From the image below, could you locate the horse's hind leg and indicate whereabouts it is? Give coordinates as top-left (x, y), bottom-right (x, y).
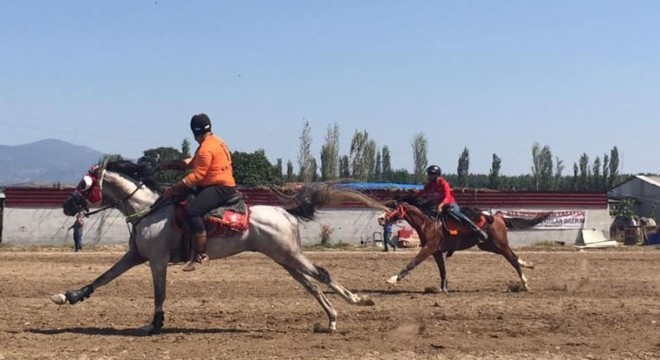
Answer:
top-left (285, 254), bottom-right (373, 306)
top-left (281, 265), bottom-right (337, 332)
top-left (499, 246), bottom-right (531, 291)
top-left (50, 250), bottom-right (145, 305)
top-left (432, 252), bottom-right (449, 293)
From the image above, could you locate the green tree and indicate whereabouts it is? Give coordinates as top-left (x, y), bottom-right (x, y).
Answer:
top-left (275, 158), bottom-right (283, 182)
top-left (374, 150), bottom-right (382, 181)
top-left (320, 123), bottom-right (340, 181)
top-left (388, 168), bottom-right (413, 184)
top-left (592, 156), bottom-right (602, 190)
top-left (298, 120), bottom-right (315, 182)
top-left (457, 147), bottom-right (470, 188)
top-left (531, 143), bottom-right (553, 190)
top-left (310, 158), bottom-right (319, 182)
top-left (488, 153), bottom-right (501, 190)
top-left (364, 140), bottom-right (377, 181)
top-left (339, 155), bottom-right (350, 179)
top-left (138, 147), bottom-right (183, 183)
top-left (602, 153), bottom-right (610, 190)
top-left (578, 153), bottom-right (590, 190)
top-left (381, 146), bottom-right (392, 181)
top-left (411, 133), bottom-right (428, 184)
top-left (286, 160), bottom-right (294, 182)
top-left (554, 157), bottom-right (565, 190)
top-left (610, 198), bottom-right (635, 219)
top-left (349, 130), bottom-right (373, 181)
top-left (232, 149), bottom-right (282, 186)
top-left (609, 146), bottom-right (620, 189)
top-left (181, 139), bottom-right (192, 158)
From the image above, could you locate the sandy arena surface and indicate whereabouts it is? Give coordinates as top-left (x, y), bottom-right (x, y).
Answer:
top-left (0, 246), bottom-right (659, 359)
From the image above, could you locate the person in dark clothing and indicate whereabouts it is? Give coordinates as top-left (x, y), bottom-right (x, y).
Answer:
top-left (69, 212), bottom-right (84, 252)
top-left (382, 221), bottom-right (397, 252)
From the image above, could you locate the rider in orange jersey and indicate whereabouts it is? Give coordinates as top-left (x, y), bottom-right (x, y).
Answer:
top-left (418, 165), bottom-right (487, 242)
top-left (162, 113), bottom-right (237, 271)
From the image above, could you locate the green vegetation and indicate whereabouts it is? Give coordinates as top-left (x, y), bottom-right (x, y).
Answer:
top-left (133, 122), bottom-right (633, 189)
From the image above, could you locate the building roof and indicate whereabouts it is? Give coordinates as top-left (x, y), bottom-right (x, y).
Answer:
top-left (635, 175), bottom-right (660, 188)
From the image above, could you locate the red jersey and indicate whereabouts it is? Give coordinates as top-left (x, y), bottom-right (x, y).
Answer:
top-left (418, 177), bottom-right (456, 205)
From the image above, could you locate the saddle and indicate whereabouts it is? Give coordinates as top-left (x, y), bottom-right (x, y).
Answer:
top-left (439, 211), bottom-right (487, 236)
top-left (171, 192), bottom-right (250, 237)
top-left (168, 193), bottom-right (250, 263)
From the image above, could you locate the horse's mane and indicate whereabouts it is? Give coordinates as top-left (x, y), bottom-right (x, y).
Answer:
top-left (391, 194), bottom-right (436, 217)
top-left (105, 160), bottom-right (161, 192)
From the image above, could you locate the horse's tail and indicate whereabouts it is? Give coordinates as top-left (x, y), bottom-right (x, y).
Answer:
top-left (500, 211), bottom-right (553, 230)
top-left (271, 184), bottom-right (389, 221)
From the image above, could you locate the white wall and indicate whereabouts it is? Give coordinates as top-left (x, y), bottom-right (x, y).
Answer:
top-left (1, 206), bottom-right (612, 248)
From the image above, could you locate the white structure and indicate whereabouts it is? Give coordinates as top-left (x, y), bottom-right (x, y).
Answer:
top-left (608, 175), bottom-right (660, 223)
top-left (1, 206), bottom-right (611, 248)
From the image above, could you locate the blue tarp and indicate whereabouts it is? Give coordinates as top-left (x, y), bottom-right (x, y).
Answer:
top-left (333, 182), bottom-right (423, 191)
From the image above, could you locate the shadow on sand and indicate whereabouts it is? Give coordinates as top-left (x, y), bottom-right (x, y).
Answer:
top-left (28, 326), bottom-right (250, 337)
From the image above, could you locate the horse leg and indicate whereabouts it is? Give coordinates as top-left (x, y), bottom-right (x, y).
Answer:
top-left (478, 240), bottom-right (533, 291)
top-left (386, 240), bottom-right (438, 285)
top-left (283, 254), bottom-right (374, 307)
top-left (50, 250), bottom-right (145, 305)
top-left (432, 251), bottom-right (449, 293)
top-left (281, 265), bottom-right (338, 332)
top-left (138, 259), bottom-right (168, 335)
top-left (499, 246), bottom-right (531, 291)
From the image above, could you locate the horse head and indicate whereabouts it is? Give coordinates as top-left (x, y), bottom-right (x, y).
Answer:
top-left (63, 161), bottom-right (160, 217)
top-left (379, 204), bottom-right (408, 225)
top-left (63, 164), bottom-right (105, 216)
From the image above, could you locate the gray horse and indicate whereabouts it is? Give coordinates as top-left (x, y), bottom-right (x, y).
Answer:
top-left (53, 162), bottom-right (380, 334)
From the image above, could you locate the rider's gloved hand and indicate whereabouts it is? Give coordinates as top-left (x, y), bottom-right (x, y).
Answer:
top-left (162, 182), bottom-right (187, 200)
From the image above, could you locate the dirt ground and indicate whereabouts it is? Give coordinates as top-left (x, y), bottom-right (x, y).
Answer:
top-left (0, 246), bottom-right (659, 360)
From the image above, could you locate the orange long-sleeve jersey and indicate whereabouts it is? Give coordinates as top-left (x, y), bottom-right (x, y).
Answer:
top-left (182, 134), bottom-right (236, 188)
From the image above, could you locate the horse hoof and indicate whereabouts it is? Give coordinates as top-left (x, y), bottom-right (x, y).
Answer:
top-left (50, 294), bottom-right (67, 305)
top-left (358, 296), bottom-right (376, 306)
top-left (386, 275), bottom-right (399, 285)
top-left (138, 324), bottom-right (157, 335)
top-left (313, 322), bottom-right (334, 333)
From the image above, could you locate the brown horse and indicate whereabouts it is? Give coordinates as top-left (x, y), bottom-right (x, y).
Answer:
top-left (379, 197), bottom-right (551, 292)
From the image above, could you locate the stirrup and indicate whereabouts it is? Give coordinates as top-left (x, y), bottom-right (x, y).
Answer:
top-left (183, 253), bottom-right (208, 272)
top-left (476, 229), bottom-right (488, 243)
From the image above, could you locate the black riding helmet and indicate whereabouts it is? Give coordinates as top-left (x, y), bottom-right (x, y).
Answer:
top-left (190, 113), bottom-right (212, 136)
top-left (426, 165), bottom-right (441, 176)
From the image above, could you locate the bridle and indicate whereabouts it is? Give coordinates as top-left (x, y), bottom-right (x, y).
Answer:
top-left (68, 166), bottom-right (147, 222)
top-left (384, 204), bottom-right (407, 223)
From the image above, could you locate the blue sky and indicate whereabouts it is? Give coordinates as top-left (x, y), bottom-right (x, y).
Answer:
top-left (1, 1), bottom-right (659, 176)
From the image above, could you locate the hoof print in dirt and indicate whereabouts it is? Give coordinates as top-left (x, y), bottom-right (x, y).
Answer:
top-left (424, 287), bottom-right (440, 294)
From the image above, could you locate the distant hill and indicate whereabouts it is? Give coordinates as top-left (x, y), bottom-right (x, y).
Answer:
top-left (0, 139), bottom-right (105, 186)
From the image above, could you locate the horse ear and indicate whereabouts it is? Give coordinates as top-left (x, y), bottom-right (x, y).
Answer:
top-left (382, 199), bottom-right (397, 209)
top-left (101, 157), bottom-right (110, 170)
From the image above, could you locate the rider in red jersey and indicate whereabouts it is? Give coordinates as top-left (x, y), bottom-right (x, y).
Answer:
top-left (418, 165), bottom-right (487, 242)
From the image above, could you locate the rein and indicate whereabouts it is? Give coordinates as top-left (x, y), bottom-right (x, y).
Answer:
top-left (84, 179), bottom-right (148, 223)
